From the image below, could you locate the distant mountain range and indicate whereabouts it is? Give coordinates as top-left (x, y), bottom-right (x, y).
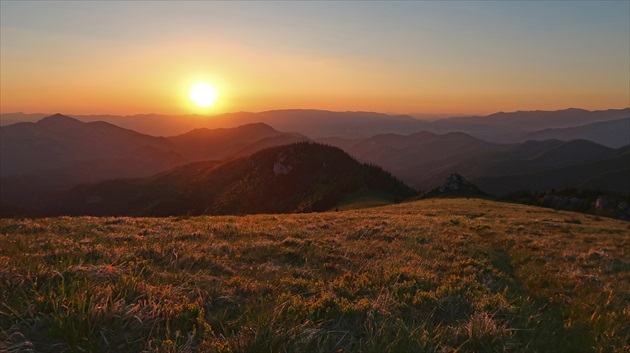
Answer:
top-left (1, 114), bottom-right (307, 183)
top-left (430, 108), bottom-right (628, 130)
top-left (517, 118), bottom-right (629, 148)
top-left (427, 108), bottom-right (629, 146)
top-left (168, 123), bottom-right (308, 161)
top-left (0, 110), bottom-right (422, 138)
top-left (33, 143), bottom-right (416, 217)
top-left (0, 114), bottom-right (309, 212)
top-left (0, 114), bottom-right (184, 182)
top-left (1, 110), bottom-right (628, 217)
top-left (2, 108), bottom-right (627, 146)
top-left (320, 131), bottom-right (494, 190)
top-left (322, 132), bottom-right (629, 196)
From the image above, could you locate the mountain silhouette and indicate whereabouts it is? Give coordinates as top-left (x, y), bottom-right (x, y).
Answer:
top-left (1, 110), bottom-right (431, 138)
top-left (1, 111), bottom-right (628, 216)
top-left (44, 142), bottom-right (416, 217)
top-left (0, 115), bottom-right (309, 181)
top-left (0, 115), bottom-right (311, 213)
top-left (431, 108), bottom-right (629, 131)
top-left (518, 118), bottom-right (630, 148)
top-left (320, 131), bottom-right (495, 190)
top-left (2, 108), bottom-right (627, 144)
top-left (322, 132), bottom-right (628, 196)
top-left (428, 108), bottom-right (629, 143)
top-left (422, 173), bottom-right (490, 198)
top-left (0, 114), bottom-right (184, 180)
top-left (474, 147), bottom-right (630, 195)
top-left (168, 122), bottom-right (309, 160)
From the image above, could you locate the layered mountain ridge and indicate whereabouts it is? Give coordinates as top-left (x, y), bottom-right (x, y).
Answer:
top-left (2, 108), bottom-right (627, 145)
top-left (1, 110), bottom-right (628, 217)
top-left (322, 132), bottom-right (628, 195)
top-left (37, 142), bottom-right (417, 217)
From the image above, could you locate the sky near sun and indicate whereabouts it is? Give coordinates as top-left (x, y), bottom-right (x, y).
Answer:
top-left (1, 1), bottom-right (628, 116)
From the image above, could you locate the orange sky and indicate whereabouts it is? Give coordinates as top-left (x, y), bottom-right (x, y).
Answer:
top-left (1, 2), bottom-right (628, 116)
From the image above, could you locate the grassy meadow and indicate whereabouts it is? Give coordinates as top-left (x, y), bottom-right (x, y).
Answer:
top-left (1, 199), bottom-right (628, 352)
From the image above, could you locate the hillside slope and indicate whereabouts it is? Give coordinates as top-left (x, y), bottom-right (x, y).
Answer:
top-left (167, 122), bottom-right (309, 161)
top-left (0, 113), bottom-right (185, 179)
top-left (474, 148), bottom-right (630, 195)
top-left (1, 199), bottom-right (627, 352)
top-left (0, 114), bottom-right (308, 182)
top-left (324, 132), bottom-right (628, 195)
top-left (48, 142), bottom-right (416, 216)
top-left (321, 131), bottom-right (496, 190)
top-left (0, 115), bottom-right (311, 212)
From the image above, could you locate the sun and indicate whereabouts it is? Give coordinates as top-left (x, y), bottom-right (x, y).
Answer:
top-left (190, 83), bottom-right (218, 108)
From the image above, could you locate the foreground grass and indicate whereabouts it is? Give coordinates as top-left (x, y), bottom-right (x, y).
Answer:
top-left (1, 199), bottom-right (628, 352)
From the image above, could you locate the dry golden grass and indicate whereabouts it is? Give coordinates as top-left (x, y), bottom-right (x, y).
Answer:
top-left (1, 199), bottom-right (628, 352)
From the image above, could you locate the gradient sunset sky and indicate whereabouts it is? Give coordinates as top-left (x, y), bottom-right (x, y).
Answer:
top-left (1, 1), bottom-right (628, 116)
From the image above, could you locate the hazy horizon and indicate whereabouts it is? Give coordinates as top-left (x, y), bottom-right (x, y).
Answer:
top-left (2, 106), bottom-right (629, 120)
top-left (2, 1), bottom-right (629, 116)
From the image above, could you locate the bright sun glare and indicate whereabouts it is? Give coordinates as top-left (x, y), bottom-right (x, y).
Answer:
top-left (190, 83), bottom-right (218, 108)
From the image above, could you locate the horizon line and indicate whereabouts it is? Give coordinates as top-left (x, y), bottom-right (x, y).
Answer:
top-left (2, 106), bottom-right (629, 119)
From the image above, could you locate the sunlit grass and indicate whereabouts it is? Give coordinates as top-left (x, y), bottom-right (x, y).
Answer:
top-left (1, 199), bottom-right (628, 352)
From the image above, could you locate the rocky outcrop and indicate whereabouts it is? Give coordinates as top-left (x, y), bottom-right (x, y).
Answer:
top-left (595, 196), bottom-right (630, 220)
top-left (423, 173), bottom-right (489, 198)
top-left (439, 174), bottom-right (472, 192)
top-left (273, 151), bottom-right (293, 175)
top-left (595, 196), bottom-right (616, 210)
